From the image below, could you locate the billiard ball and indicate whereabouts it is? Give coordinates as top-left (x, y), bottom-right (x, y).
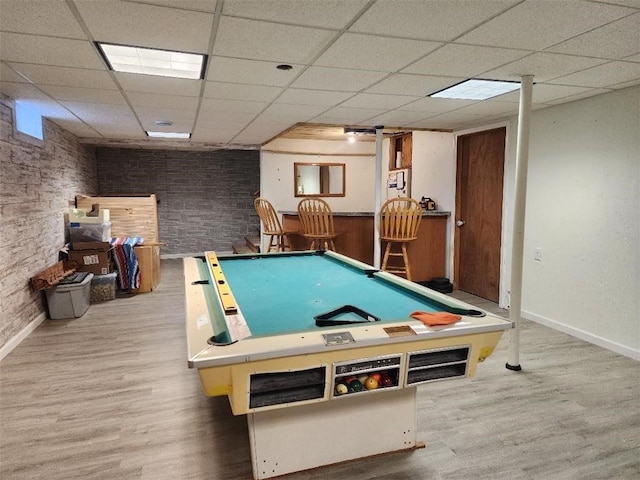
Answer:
top-left (335, 383), bottom-right (348, 395)
top-left (348, 379), bottom-right (363, 393)
top-left (364, 376), bottom-right (379, 390)
top-left (357, 374), bottom-right (369, 384)
top-left (381, 374), bottom-right (394, 388)
top-left (370, 372), bottom-right (382, 382)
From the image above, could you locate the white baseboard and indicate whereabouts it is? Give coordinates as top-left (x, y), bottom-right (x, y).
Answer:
top-left (522, 309), bottom-right (640, 361)
top-left (0, 312), bottom-right (47, 361)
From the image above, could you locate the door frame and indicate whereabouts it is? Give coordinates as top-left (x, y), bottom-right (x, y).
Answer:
top-left (451, 121), bottom-right (512, 308)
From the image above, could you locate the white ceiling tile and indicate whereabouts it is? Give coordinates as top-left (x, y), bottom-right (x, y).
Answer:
top-left (94, 126), bottom-right (146, 139)
top-left (221, 0), bottom-right (369, 29)
top-left (0, 81), bottom-right (53, 103)
top-left (457, 0), bottom-right (636, 51)
top-left (480, 52), bottom-right (608, 83)
top-left (399, 97), bottom-right (478, 113)
top-left (75, 0), bottom-right (213, 53)
top-left (292, 66), bottom-right (387, 92)
top-left (213, 16), bottom-right (335, 63)
top-left (275, 88), bottom-right (354, 106)
top-left (258, 103), bottom-right (329, 123)
top-left (191, 127), bottom-right (240, 144)
top-left (546, 12), bottom-right (640, 60)
top-left (361, 110), bottom-right (432, 127)
top-left (203, 82), bottom-right (283, 102)
top-left (123, 0), bottom-right (218, 13)
top-left (0, 33), bottom-right (104, 69)
top-left (60, 101), bottom-right (137, 122)
top-left (8, 64), bottom-right (118, 90)
top-left (497, 84), bottom-right (595, 104)
top-left (200, 98), bottom-right (267, 114)
top-left (315, 33), bottom-right (442, 72)
top-left (624, 53), bottom-right (640, 63)
top-left (453, 100), bottom-right (520, 116)
top-left (366, 74), bottom-right (463, 96)
top-left (350, 0), bottom-right (520, 42)
top-left (403, 44), bottom-right (530, 77)
top-left (50, 119), bottom-right (101, 138)
top-left (311, 106), bottom-right (388, 124)
top-left (0, 64), bottom-right (28, 83)
top-left (610, 79), bottom-right (640, 89)
top-left (232, 122), bottom-right (294, 143)
top-left (0, 0), bottom-right (85, 39)
top-left (197, 109), bottom-right (257, 125)
top-left (550, 61), bottom-right (640, 88)
top-left (127, 92), bottom-right (199, 109)
top-left (340, 93), bottom-right (420, 110)
top-left (407, 111), bottom-right (486, 129)
top-left (133, 106), bottom-right (196, 122)
top-left (206, 57), bottom-right (298, 87)
top-left (39, 85), bottom-right (127, 104)
top-left (114, 72), bottom-right (202, 96)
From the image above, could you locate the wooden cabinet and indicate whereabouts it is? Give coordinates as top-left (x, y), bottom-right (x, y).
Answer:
top-left (389, 133), bottom-right (412, 170)
top-left (282, 212), bottom-right (448, 283)
top-left (133, 245), bottom-right (161, 293)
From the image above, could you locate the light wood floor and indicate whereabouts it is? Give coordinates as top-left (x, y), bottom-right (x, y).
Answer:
top-left (1, 259), bottom-right (638, 479)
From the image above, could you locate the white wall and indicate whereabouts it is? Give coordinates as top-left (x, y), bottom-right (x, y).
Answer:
top-left (260, 138), bottom-right (376, 214)
top-left (512, 86), bottom-right (639, 358)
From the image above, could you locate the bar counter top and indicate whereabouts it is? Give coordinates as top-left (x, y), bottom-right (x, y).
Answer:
top-left (280, 210), bottom-right (450, 217)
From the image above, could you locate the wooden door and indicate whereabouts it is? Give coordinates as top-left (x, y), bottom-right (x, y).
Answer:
top-left (454, 128), bottom-right (505, 302)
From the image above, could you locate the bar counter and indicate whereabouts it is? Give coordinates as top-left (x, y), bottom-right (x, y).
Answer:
top-left (281, 210), bottom-right (450, 283)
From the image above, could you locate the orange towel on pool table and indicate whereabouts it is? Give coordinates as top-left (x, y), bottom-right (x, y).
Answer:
top-left (410, 311), bottom-right (461, 326)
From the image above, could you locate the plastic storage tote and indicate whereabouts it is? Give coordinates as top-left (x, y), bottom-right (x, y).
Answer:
top-left (45, 272), bottom-right (94, 319)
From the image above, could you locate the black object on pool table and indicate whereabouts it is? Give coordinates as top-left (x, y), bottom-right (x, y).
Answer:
top-left (314, 305), bottom-right (380, 327)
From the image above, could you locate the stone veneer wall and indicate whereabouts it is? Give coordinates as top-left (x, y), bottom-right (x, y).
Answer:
top-left (95, 148), bottom-right (260, 255)
top-left (0, 95), bottom-right (98, 352)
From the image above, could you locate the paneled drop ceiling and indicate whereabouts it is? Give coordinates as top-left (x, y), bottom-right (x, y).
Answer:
top-left (0, 0), bottom-right (638, 148)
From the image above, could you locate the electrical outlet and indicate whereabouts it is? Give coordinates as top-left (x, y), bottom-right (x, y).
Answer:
top-left (534, 247), bottom-right (543, 262)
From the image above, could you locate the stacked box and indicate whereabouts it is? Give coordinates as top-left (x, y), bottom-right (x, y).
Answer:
top-left (69, 222), bottom-right (112, 242)
top-left (90, 272), bottom-right (117, 303)
top-left (68, 241), bottom-right (112, 275)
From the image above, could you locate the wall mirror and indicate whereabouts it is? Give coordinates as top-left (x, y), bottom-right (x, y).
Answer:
top-left (294, 162), bottom-right (346, 197)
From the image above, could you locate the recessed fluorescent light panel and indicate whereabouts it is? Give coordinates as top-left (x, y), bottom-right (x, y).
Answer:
top-left (146, 131), bottom-right (191, 139)
top-left (430, 79), bottom-right (520, 100)
top-left (97, 42), bottom-right (206, 79)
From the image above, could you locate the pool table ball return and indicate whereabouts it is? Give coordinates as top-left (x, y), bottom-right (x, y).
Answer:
top-left (184, 251), bottom-right (511, 479)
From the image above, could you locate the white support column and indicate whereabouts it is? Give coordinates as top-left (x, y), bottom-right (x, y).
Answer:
top-left (507, 75), bottom-right (534, 371)
top-left (373, 125), bottom-right (384, 269)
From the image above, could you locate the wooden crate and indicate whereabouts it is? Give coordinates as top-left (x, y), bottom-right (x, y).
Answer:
top-left (75, 194), bottom-right (159, 243)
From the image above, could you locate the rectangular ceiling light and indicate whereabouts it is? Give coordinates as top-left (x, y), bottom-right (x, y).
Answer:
top-left (430, 79), bottom-right (520, 100)
top-left (97, 42), bottom-right (206, 79)
top-left (146, 131), bottom-right (191, 139)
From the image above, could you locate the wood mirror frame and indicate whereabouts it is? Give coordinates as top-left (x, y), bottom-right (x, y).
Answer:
top-left (294, 162), bottom-right (346, 197)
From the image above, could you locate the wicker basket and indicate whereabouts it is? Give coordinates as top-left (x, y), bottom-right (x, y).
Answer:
top-left (31, 261), bottom-right (77, 291)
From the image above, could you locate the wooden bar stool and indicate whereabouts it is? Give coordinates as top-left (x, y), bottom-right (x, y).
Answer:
top-left (254, 197), bottom-right (296, 252)
top-left (380, 197), bottom-right (422, 281)
top-left (297, 198), bottom-right (339, 251)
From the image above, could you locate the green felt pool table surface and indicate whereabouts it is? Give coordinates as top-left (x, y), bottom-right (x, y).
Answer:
top-left (217, 251), bottom-right (481, 337)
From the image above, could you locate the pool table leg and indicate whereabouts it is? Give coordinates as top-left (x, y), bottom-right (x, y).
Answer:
top-left (247, 387), bottom-right (418, 479)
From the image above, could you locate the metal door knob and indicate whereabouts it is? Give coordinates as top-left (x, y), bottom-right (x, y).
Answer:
top-left (456, 220), bottom-right (465, 227)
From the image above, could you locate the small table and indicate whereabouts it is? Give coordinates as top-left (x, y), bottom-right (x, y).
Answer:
top-left (184, 251), bottom-right (510, 479)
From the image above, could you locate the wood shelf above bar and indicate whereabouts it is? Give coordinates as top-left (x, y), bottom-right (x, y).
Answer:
top-left (281, 211), bottom-right (449, 283)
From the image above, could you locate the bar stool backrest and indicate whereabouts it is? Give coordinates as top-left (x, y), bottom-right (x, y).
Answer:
top-left (380, 197), bottom-right (422, 241)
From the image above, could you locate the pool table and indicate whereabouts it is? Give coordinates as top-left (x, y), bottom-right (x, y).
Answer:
top-left (184, 250), bottom-right (511, 479)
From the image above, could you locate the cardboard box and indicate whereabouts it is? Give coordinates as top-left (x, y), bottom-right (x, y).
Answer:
top-left (68, 242), bottom-right (112, 275)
